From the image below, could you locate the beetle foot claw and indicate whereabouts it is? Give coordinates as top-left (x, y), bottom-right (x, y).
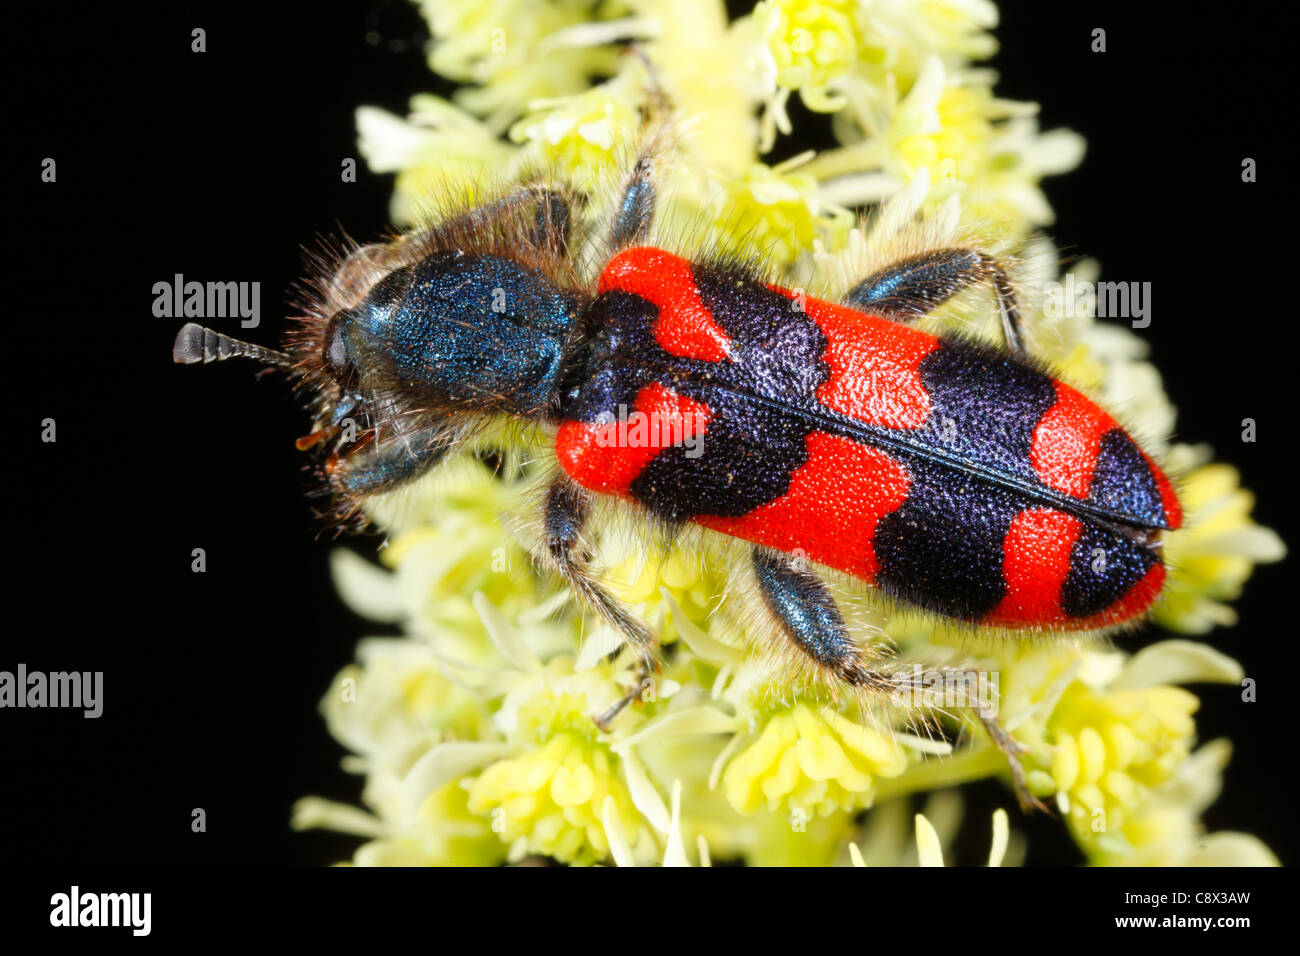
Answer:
top-left (979, 714), bottom-right (1051, 815)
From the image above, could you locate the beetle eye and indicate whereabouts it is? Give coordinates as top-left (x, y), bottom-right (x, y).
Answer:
top-left (323, 312), bottom-right (355, 387)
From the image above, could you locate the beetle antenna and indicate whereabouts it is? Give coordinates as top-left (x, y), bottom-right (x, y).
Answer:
top-left (173, 322), bottom-right (292, 368)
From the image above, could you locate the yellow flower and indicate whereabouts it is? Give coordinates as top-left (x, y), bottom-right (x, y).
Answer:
top-left (640, 0), bottom-right (755, 176)
top-left (884, 60), bottom-right (1081, 232)
top-left (715, 159), bottom-right (849, 265)
top-left (291, 639), bottom-right (507, 865)
top-left (418, 0), bottom-right (626, 126)
top-left (1156, 450), bottom-right (1286, 633)
top-left (295, 781), bottom-right (506, 867)
top-left (1099, 740), bottom-right (1278, 867)
top-left (320, 639), bottom-right (491, 754)
top-left (1047, 684), bottom-right (1198, 845)
top-left (805, 57), bottom-right (1083, 237)
top-left (722, 702), bottom-right (908, 817)
top-left (600, 533), bottom-right (724, 647)
top-left (466, 681), bottom-right (644, 865)
top-left (755, 0), bottom-right (859, 111)
top-left (746, 807), bottom-right (854, 866)
top-left (357, 95), bottom-right (518, 225)
top-left (331, 453), bottom-right (565, 669)
top-left (894, 83), bottom-right (994, 184)
top-left (509, 83), bottom-right (641, 189)
top-left (853, 0), bottom-right (999, 90)
top-left (991, 641), bottom-right (1274, 864)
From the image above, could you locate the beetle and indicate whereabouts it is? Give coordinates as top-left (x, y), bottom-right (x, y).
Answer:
top-left (174, 145), bottom-right (1180, 810)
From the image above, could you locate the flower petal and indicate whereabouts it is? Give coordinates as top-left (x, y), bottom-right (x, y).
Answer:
top-left (915, 813), bottom-right (944, 867)
top-left (1113, 640), bottom-right (1245, 690)
top-left (403, 741), bottom-right (513, 813)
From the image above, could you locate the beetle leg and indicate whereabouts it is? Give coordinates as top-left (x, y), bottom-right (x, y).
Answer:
top-left (529, 189), bottom-right (573, 252)
top-left (434, 184), bottom-right (576, 252)
top-left (752, 546), bottom-right (1045, 812)
top-left (845, 247), bottom-right (1026, 355)
top-left (328, 423), bottom-right (457, 497)
top-left (978, 711), bottom-right (1049, 814)
top-left (751, 547), bottom-right (886, 691)
top-left (543, 476), bottom-right (659, 729)
top-left (608, 153), bottom-right (657, 251)
top-left (606, 57), bottom-right (676, 252)
top-left (505, 184), bottom-right (574, 252)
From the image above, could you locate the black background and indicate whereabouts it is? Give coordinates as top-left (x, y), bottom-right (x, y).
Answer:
top-left (6, 0), bottom-right (1294, 872)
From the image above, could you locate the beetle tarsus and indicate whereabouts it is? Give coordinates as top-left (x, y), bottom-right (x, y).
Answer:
top-left (979, 711), bottom-right (1050, 814)
top-left (593, 657), bottom-right (656, 731)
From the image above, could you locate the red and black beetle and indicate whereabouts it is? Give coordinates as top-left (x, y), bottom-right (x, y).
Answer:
top-left (173, 147), bottom-right (1179, 808)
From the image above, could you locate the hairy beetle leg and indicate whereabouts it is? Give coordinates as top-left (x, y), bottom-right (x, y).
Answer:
top-left (608, 153), bottom-right (658, 252)
top-left (752, 547), bottom-right (884, 690)
top-left (436, 183), bottom-right (577, 251)
top-left (846, 247), bottom-right (1026, 356)
top-left (543, 476), bottom-right (661, 728)
top-left (754, 546), bottom-right (1049, 813)
top-left (594, 657), bottom-right (655, 732)
top-left (328, 425), bottom-right (457, 497)
top-left (979, 711), bottom-right (1049, 814)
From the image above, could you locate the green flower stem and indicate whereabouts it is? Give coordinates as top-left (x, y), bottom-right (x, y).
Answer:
top-left (872, 746), bottom-right (1009, 803)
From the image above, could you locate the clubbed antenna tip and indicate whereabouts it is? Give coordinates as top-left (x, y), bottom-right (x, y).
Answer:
top-left (173, 323), bottom-right (292, 368)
